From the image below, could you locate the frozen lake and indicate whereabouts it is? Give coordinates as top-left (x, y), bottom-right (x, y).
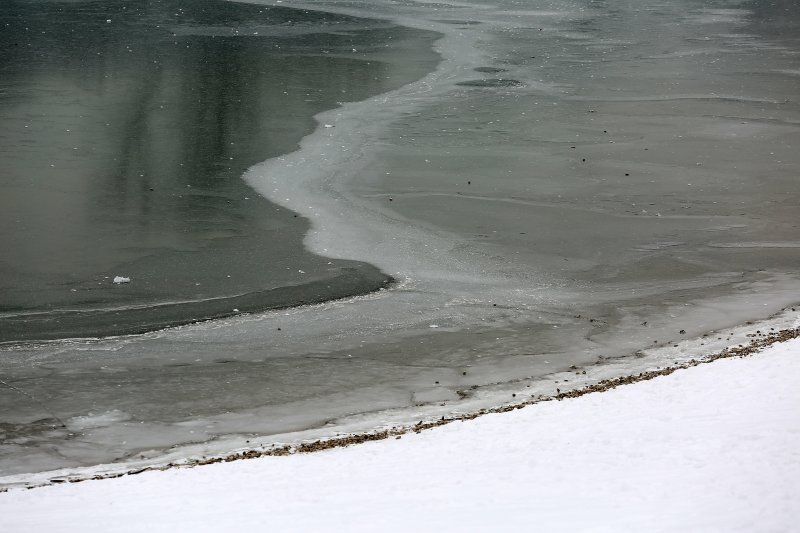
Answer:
top-left (1, 0), bottom-right (799, 482)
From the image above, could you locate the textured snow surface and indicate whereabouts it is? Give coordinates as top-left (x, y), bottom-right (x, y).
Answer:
top-left (2, 339), bottom-right (798, 532)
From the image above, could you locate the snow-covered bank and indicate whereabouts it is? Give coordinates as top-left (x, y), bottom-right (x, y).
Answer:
top-left (3, 337), bottom-right (798, 532)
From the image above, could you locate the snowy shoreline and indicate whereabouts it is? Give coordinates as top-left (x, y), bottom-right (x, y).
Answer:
top-left (3, 309), bottom-right (797, 492)
top-left (2, 323), bottom-right (798, 531)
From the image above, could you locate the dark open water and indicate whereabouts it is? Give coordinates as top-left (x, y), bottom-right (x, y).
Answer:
top-left (0, 0), bottom-right (439, 341)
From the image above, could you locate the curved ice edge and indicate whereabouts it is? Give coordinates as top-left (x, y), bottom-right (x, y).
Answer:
top-left (238, 0), bottom-right (523, 277)
top-left (4, 307), bottom-right (798, 490)
top-left (0, 267), bottom-right (394, 345)
top-left (0, 2), bottom-right (447, 344)
top-left (239, 1), bottom-right (559, 288)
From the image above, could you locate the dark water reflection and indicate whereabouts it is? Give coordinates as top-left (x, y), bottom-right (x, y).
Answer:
top-left (746, 0), bottom-right (800, 41)
top-left (0, 0), bottom-right (439, 341)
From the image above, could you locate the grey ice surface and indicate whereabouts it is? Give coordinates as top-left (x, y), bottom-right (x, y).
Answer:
top-left (1, 0), bottom-right (799, 480)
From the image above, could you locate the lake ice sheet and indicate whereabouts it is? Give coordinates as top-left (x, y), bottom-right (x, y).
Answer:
top-left (1, 0), bottom-right (799, 480)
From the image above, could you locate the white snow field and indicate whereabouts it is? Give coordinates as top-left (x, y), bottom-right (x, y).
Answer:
top-left (2, 338), bottom-right (798, 533)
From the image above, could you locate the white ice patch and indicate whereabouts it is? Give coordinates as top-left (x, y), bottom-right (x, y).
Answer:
top-left (66, 410), bottom-right (131, 431)
top-left (113, 276), bottom-right (131, 284)
top-left (690, 8), bottom-right (751, 25)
